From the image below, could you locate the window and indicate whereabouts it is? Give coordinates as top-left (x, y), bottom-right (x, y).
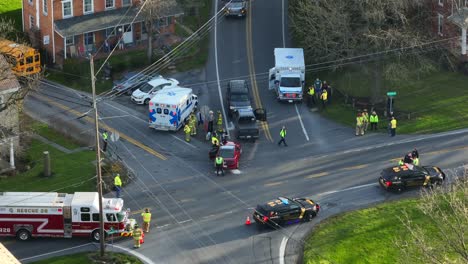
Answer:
top-left (163, 109), bottom-right (169, 115)
top-left (106, 27), bottom-right (117, 37)
top-left (81, 213), bottom-right (90, 221)
top-left (438, 14), bottom-right (443, 35)
top-left (438, 0), bottom-right (443, 6)
top-left (65, 36), bottom-right (74, 46)
top-left (29, 15), bottom-right (34, 29)
top-left (62, 1), bottom-right (73, 18)
top-left (43, 0), bottom-right (48, 15)
top-left (106, 213), bottom-right (117, 222)
top-left (122, 0), bottom-right (131, 6)
top-left (92, 213), bottom-right (100, 221)
top-left (105, 0), bottom-right (115, 9)
top-left (84, 0), bottom-right (93, 14)
top-left (84, 32), bottom-right (94, 45)
top-left (156, 108), bottom-right (162, 114)
top-left (158, 17), bottom-right (168, 27)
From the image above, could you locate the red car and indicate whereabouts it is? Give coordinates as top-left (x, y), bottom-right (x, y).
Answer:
top-left (216, 141), bottom-right (242, 170)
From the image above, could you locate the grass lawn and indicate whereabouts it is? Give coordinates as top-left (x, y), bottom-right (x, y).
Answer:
top-left (0, 0), bottom-right (22, 30)
top-left (31, 252), bottom-right (143, 264)
top-left (303, 198), bottom-right (440, 264)
top-left (316, 67), bottom-right (468, 134)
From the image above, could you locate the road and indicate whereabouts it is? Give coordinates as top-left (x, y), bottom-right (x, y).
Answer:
top-left (3, 0), bottom-right (468, 263)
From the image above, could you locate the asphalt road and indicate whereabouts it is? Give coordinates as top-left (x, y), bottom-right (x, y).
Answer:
top-left (3, 0), bottom-right (468, 263)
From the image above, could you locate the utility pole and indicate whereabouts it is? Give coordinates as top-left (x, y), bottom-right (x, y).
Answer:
top-left (90, 56), bottom-right (105, 257)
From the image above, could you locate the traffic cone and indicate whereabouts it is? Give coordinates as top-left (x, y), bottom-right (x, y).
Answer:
top-left (245, 216), bottom-right (251, 225)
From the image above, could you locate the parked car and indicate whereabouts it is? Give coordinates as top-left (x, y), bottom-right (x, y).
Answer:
top-left (210, 141), bottom-right (242, 170)
top-left (253, 197), bottom-right (320, 229)
top-left (131, 77), bottom-right (179, 105)
top-left (379, 165), bottom-right (446, 193)
top-left (233, 108), bottom-right (266, 141)
top-left (226, 80), bottom-right (251, 117)
top-left (112, 72), bottom-right (155, 95)
top-left (224, 0), bottom-right (247, 17)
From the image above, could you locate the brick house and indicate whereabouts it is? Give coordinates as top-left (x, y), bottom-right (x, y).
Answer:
top-left (21, 0), bottom-right (183, 65)
top-left (432, 0), bottom-right (468, 61)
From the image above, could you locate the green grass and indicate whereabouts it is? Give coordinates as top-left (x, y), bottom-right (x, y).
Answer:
top-left (31, 252), bottom-right (143, 264)
top-left (315, 67), bottom-right (468, 134)
top-left (31, 122), bottom-right (81, 150)
top-left (0, 0), bottom-right (22, 30)
top-left (303, 199), bottom-right (439, 264)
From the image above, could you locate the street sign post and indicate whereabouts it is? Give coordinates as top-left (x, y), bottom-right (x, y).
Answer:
top-left (387, 91), bottom-right (397, 113)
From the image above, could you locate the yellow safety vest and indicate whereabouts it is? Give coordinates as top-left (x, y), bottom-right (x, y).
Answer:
top-left (280, 129), bottom-right (286, 138)
top-left (212, 137), bottom-right (219, 145)
top-left (413, 158), bottom-right (419, 166)
top-left (369, 114), bottom-right (379, 123)
top-left (362, 112), bottom-right (369, 122)
top-left (308, 87), bottom-right (315, 95)
top-left (184, 125), bottom-right (191, 133)
top-left (102, 132), bottom-right (108, 140)
top-left (391, 119), bottom-right (397, 128)
top-left (215, 157), bottom-right (223, 165)
top-left (320, 91), bottom-right (328, 101)
top-left (356, 117), bottom-right (363, 126)
top-left (114, 176), bottom-right (122, 187)
top-left (141, 212), bottom-right (152, 223)
top-left (133, 228), bottom-right (142, 239)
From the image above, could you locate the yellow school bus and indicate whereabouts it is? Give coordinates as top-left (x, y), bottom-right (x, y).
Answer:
top-left (0, 39), bottom-right (41, 76)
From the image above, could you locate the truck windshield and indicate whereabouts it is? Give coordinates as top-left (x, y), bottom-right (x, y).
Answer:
top-left (238, 116), bottom-right (255, 124)
top-left (117, 212), bottom-right (126, 222)
top-left (280, 77), bottom-right (301, 87)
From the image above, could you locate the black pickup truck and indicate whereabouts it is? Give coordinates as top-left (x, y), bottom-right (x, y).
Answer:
top-left (233, 108), bottom-right (267, 141)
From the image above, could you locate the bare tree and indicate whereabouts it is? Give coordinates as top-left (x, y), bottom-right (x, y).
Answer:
top-left (290, 0), bottom-right (446, 103)
top-left (396, 173), bottom-right (468, 263)
top-left (140, 0), bottom-right (178, 63)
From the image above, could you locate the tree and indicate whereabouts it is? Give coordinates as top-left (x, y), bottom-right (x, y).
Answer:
top-left (396, 174), bottom-right (468, 263)
top-left (290, 0), bottom-right (447, 103)
top-left (140, 0), bottom-right (179, 63)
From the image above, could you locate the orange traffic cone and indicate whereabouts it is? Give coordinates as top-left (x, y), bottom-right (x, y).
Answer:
top-left (245, 216), bottom-right (251, 225)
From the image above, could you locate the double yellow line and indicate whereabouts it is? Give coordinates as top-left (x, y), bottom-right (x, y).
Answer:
top-left (33, 93), bottom-right (167, 160)
top-left (246, 4), bottom-right (273, 142)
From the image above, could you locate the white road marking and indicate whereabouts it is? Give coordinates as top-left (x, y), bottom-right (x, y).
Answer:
top-left (295, 104), bottom-right (310, 141)
top-left (98, 115), bottom-right (130, 120)
top-left (19, 243), bottom-right (93, 262)
top-left (279, 236), bottom-right (288, 264)
top-left (178, 219), bottom-right (192, 224)
top-left (156, 224), bottom-right (170, 229)
top-left (110, 244), bottom-right (156, 264)
top-left (231, 169), bottom-right (242, 174)
top-left (214, 0), bottom-right (230, 138)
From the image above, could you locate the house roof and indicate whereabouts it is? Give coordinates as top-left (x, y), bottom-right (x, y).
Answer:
top-left (0, 55), bottom-right (20, 94)
top-left (448, 8), bottom-right (468, 28)
top-left (54, 5), bottom-right (184, 38)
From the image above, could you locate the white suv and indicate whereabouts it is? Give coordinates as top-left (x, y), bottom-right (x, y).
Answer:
top-left (131, 77), bottom-right (179, 105)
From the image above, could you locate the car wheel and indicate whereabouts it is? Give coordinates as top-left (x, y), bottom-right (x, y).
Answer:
top-left (16, 229), bottom-right (31, 241)
top-left (304, 211), bottom-right (316, 222)
top-left (144, 98), bottom-right (150, 105)
top-left (91, 230), bottom-right (101, 242)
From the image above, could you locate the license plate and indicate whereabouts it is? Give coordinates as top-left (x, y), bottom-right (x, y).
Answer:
top-left (288, 100), bottom-right (293, 103)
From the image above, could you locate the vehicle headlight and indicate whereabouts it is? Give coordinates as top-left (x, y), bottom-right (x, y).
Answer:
top-left (230, 106), bottom-right (235, 110)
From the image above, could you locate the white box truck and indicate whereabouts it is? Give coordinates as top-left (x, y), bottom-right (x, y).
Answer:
top-left (148, 87), bottom-right (198, 131)
top-left (268, 48), bottom-right (305, 103)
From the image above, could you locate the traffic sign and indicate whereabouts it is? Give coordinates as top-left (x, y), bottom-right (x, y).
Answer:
top-left (387, 91), bottom-right (397, 96)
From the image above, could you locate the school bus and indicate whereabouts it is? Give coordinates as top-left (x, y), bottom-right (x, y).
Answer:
top-left (0, 39), bottom-right (41, 76)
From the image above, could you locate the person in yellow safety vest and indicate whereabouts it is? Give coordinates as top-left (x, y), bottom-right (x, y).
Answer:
top-left (412, 157), bottom-right (420, 166)
top-left (217, 110), bottom-right (223, 133)
top-left (114, 174), bottom-right (122, 198)
top-left (355, 112), bottom-right (364, 136)
top-left (141, 208), bottom-right (152, 233)
top-left (211, 134), bottom-right (220, 147)
top-left (102, 130), bottom-right (109, 152)
top-left (398, 159), bottom-right (404, 166)
top-left (320, 89), bottom-right (328, 110)
top-left (390, 117), bottom-right (397, 137)
top-left (133, 224), bottom-right (143, 248)
top-left (189, 114), bottom-right (197, 136)
top-left (369, 111), bottom-right (379, 131)
top-left (215, 155), bottom-right (224, 176)
top-left (362, 109), bottom-right (369, 132)
top-left (184, 124), bottom-right (191, 142)
top-left (307, 86), bottom-right (315, 107)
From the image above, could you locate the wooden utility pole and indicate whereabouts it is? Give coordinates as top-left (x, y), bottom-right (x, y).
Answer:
top-left (90, 56), bottom-right (105, 257)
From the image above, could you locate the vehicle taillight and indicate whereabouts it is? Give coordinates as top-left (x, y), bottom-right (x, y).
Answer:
top-left (263, 216), bottom-right (269, 222)
top-left (316, 204), bottom-right (320, 211)
top-left (385, 181), bottom-right (392, 187)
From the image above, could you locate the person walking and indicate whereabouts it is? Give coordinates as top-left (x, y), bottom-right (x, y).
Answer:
top-left (184, 124), bottom-right (191, 142)
top-left (278, 126), bottom-right (288, 146)
top-left (114, 174), bottom-right (122, 198)
top-left (307, 86), bottom-right (315, 107)
top-left (369, 111), bottom-right (379, 131)
top-left (132, 223), bottom-right (143, 248)
top-left (216, 110), bottom-right (223, 133)
top-left (320, 89), bottom-right (328, 110)
top-left (356, 112), bottom-right (364, 136)
top-left (215, 155), bottom-right (224, 176)
top-left (102, 130), bottom-right (109, 152)
top-left (390, 116), bottom-right (397, 137)
top-left (141, 208), bottom-right (152, 233)
top-left (362, 109), bottom-right (369, 132)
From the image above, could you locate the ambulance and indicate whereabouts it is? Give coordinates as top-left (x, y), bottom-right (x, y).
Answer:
top-left (0, 192), bottom-right (132, 241)
top-left (148, 87), bottom-right (198, 131)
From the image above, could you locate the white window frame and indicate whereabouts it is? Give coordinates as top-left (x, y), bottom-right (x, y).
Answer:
top-left (43, 0), bottom-right (48, 15)
top-left (65, 36), bottom-right (74, 46)
top-left (105, 0), bottom-right (115, 9)
top-left (438, 13), bottom-right (444, 36)
top-left (438, 0), bottom-right (443, 7)
top-left (83, 0), bottom-right (94, 14)
top-left (62, 0), bottom-right (73, 18)
top-left (122, 0), bottom-right (131, 6)
top-left (29, 15), bottom-right (35, 29)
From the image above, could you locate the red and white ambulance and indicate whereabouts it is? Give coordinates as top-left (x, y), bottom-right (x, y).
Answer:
top-left (0, 192), bottom-right (132, 241)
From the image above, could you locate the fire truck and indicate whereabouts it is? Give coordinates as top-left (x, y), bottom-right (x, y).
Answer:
top-left (0, 192), bottom-right (133, 242)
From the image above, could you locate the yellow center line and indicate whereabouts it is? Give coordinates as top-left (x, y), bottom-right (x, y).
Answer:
top-left (246, 4), bottom-right (273, 142)
top-left (305, 172), bottom-right (329, 179)
top-left (264, 181), bottom-right (284, 187)
top-left (34, 93), bottom-right (167, 160)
